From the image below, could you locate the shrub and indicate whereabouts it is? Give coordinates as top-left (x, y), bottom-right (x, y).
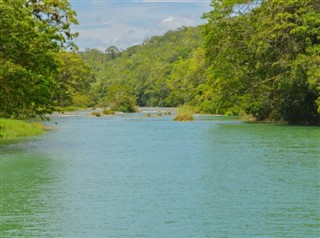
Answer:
top-left (91, 112), bottom-right (101, 117)
top-left (106, 84), bottom-right (138, 113)
top-left (174, 105), bottom-right (194, 121)
top-left (102, 109), bottom-right (115, 115)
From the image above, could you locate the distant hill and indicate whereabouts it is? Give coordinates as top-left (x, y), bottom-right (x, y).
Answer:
top-left (79, 26), bottom-right (207, 108)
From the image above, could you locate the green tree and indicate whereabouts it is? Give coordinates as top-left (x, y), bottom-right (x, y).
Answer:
top-left (0, 0), bottom-right (78, 118)
top-left (166, 48), bottom-right (207, 107)
top-left (203, 0), bottom-right (320, 124)
top-left (81, 27), bottom-right (204, 108)
top-left (105, 84), bottom-right (138, 113)
top-left (54, 51), bottom-right (94, 107)
top-left (105, 46), bottom-right (121, 59)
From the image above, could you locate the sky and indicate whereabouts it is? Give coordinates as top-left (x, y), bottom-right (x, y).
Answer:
top-left (69, 0), bottom-right (212, 51)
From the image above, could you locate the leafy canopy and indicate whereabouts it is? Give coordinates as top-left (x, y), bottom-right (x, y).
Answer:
top-left (0, 0), bottom-right (79, 118)
top-left (203, 0), bottom-right (320, 123)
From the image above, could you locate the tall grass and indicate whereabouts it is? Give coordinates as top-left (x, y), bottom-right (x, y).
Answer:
top-left (174, 105), bottom-right (194, 121)
top-left (0, 119), bottom-right (45, 140)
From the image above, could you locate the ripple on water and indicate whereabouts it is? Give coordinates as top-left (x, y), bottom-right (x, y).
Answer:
top-left (1, 114), bottom-right (319, 237)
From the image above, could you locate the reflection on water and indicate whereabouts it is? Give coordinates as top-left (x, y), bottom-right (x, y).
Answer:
top-left (1, 113), bottom-right (319, 237)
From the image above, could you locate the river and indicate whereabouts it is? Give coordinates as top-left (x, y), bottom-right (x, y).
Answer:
top-left (1, 111), bottom-right (319, 237)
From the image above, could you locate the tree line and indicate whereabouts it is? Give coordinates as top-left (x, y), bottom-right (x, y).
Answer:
top-left (79, 26), bottom-right (206, 112)
top-left (1, 0), bottom-right (319, 124)
top-left (81, 0), bottom-right (319, 124)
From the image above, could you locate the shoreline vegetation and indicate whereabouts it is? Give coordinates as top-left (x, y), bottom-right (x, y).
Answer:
top-left (1, 1), bottom-right (319, 127)
top-left (0, 119), bottom-right (49, 142)
top-left (1, 106), bottom-right (317, 143)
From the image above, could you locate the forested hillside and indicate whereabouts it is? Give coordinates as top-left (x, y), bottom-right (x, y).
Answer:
top-left (80, 0), bottom-right (320, 124)
top-left (80, 26), bottom-right (207, 111)
top-left (1, 0), bottom-right (319, 124)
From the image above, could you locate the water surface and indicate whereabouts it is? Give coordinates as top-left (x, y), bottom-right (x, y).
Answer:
top-left (1, 113), bottom-right (319, 237)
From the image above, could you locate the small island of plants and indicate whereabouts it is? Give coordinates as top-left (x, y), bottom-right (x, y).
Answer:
top-left (174, 105), bottom-right (194, 121)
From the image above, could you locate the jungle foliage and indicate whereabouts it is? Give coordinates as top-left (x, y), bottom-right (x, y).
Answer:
top-left (81, 0), bottom-right (319, 124)
top-left (0, 0), bottom-right (92, 118)
top-left (80, 27), bottom-right (206, 110)
top-left (203, 0), bottom-right (320, 123)
top-left (1, 0), bottom-right (319, 124)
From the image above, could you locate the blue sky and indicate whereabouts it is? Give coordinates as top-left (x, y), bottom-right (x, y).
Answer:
top-left (69, 0), bottom-right (212, 51)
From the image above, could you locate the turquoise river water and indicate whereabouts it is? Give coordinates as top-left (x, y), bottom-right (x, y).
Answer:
top-left (1, 112), bottom-right (319, 237)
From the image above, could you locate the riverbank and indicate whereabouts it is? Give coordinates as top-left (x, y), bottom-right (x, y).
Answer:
top-left (0, 118), bottom-right (47, 141)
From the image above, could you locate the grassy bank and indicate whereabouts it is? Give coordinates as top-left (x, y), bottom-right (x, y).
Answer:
top-left (0, 118), bottom-right (46, 141)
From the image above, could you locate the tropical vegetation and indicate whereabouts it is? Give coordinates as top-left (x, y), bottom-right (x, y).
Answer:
top-left (0, 0), bottom-right (91, 119)
top-left (203, 0), bottom-right (320, 124)
top-left (0, 0), bottom-right (319, 126)
top-left (79, 0), bottom-right (319, 124)
top-left (79, 26), bottom-right (205, 110)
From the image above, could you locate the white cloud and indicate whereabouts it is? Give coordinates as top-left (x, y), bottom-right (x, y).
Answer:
top-left (159, 15), bottom-right (196, 28)
top-left (70, 0), bottom-right (211, 50)
top-left (155, 14), bottom-right (199, 35)
top-left (162, 16), bottom-right (175, 23)
top-left (75, 21), bottom-right (150, 50)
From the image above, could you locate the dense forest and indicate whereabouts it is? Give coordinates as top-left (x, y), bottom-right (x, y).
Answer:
top-left (203, 0), bottom-right (320, 124)
top-left (0, 0), bottom-right (91, 118)
top-left (79, 27), bottom-right (207, 112)
top-left (0, 0), bottom-right (319, 124)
